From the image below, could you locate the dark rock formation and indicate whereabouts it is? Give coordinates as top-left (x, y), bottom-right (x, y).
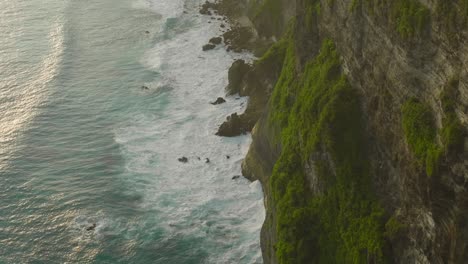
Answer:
top-left (199, 1), bottom-right (215, 15)
top-left (211, 97), bottom-right (226, 105)
top-left (209, 37), bottom-right (223, 45)
top-left (178, 157), bottom-right (188, 163)
top-left (86, 223), bottom-right (96, 231)
top-left (222, 27), bottom-right (255, 53)
top-left (202, 43), bottom-right (216, 51)
top-left (226, 60), bottom-right (251, 95)
top-left (216, 113), bottom-right (249, 137)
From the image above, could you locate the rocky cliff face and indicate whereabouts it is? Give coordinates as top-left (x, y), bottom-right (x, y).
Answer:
top-left (213, 0), bottom-right (467, 263)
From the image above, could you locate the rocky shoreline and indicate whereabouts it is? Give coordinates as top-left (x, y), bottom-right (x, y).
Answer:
top-left (198, 1), bottom-right (278, 138)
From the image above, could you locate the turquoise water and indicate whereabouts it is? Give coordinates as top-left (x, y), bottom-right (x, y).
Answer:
top-left (0, 0), bottom-right (264, 263)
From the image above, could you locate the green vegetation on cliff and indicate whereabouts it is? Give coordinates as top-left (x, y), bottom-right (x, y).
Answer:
top-left (401, 99), bottom-right (441, 176)
top-left (256, 38), bottom-right (288, 74)
top-left (352, 0), bottom-right (468, 38)
top-left (352, 0), bottom-right (430, 37)
top-left (401, 82), bottom-right (466, 177)
top-left (440, 79), bottom-right (466, 156)
top-left (250, 0), bottom-right (284, 37)
top-left (269, 37), bottom-right (386, 263)
top-left (434, 0), bottom-right (468, 41)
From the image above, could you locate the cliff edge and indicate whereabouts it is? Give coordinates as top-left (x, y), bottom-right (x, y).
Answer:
top-left (208, 0), bottom-right (468, 263)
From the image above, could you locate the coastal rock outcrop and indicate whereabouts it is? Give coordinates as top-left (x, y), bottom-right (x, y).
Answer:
top-left (226, 59), bottom-right (251, 95)
top-left (202, 43), bottom-right (216, 51)
top-left (199, 1), bottom-right (216, 15)
top-left (209, 36), bottom-right (223, 45)
top-left (216, 113), bottom-right (247, 137)
top-left (210, 97), bottom-right (226, 105)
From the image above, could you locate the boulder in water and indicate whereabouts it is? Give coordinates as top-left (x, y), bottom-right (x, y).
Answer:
top-left (216, 113), bottom-right (247, 137)
top-left (178, 157), bottom-right (189, 163)
top-left (86, 223), bottom-right (97, 231)
top-left (209, 37), bottom-right (223, 45)
top-left (199, 1), bottom-right (215, 15)
top-left (211, 97), bottom-right (226, 105)
top-left (202, 44), bottom-right (216, 51)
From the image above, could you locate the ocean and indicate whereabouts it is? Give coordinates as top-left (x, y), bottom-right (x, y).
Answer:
top-left (0, 0), bottom-right (264, 263)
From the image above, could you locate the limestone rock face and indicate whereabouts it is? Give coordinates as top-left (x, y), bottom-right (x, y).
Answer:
top-left (216, 0), bottom-right (468, 263)
top-left (310, 3), bottom-right (468, 262)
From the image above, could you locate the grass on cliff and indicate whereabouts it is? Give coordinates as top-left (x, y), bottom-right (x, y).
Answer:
top-left (440, 78), bottom-right (466, 157)
top-left (401, 77), bottom-right (466, 176)
top-left (269, 37), bottom-right (386, 264)
top-left (255, 38), bottom-right (288, 74)
top-left (401, 99), bottom-right (442, 177)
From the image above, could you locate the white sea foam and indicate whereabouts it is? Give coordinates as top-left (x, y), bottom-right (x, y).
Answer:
top-left (113, 0), bottom-right (265, 263)
top-left (132, 0), bottom-right (185, 21)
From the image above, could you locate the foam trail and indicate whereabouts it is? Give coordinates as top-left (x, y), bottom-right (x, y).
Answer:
top-left (114, 0), bottom-right (265, 262)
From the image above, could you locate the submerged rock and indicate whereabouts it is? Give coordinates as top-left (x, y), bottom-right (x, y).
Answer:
top-left (86, 223), bottom-right (97, 231)
top-left (202, 43), bottom-right (216, 51)
top-left (211, 97), bottom-right (226, 105)
top-left (209, 37), bottom-right (223, 45)
top-left (199, 1), bottom-right (215, 15)
top-left (178, 157), bottom-right (188, 163)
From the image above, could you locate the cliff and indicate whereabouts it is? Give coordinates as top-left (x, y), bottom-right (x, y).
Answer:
top-left (207, 0), bottom-right (468, 263)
